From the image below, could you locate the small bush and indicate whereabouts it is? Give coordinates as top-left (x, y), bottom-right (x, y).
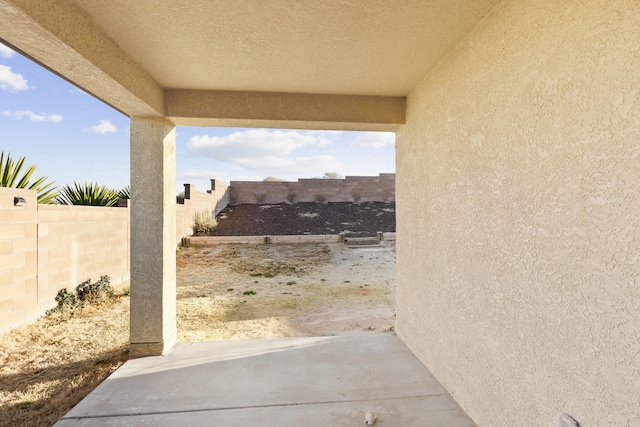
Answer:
top-left (47, 275), bottom-right (114, 315)
top-left (193, 210), bottom-right (218, 234)
top-left (52, 288), bottom-right (78, 310)
top-left (243, 290), bottom-right (256, 295)
top-left (315, 194), bottom-right (327, 204)
top-left (286, 191), bottom-right (296, 204)
top-left (76, 275), bottom-right (113, 302)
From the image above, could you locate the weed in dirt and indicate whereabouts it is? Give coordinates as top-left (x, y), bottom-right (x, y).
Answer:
top-left (243, 290), bottom-right (256, 295)
top-left (15, 400), bottom-right (32, 408)
top-left (321, 278), bottom-right (326, 282)
top-left (178, 244), bottom-right (331, 278)
top-left (253, 280), bottom-right (258, 284)
top-left (227, 288), bottom-right (234, 292)
top-left (344, 280), bottom-right (351, 283)
top-left (264, 272), bottom-right (275, 278)
top-left (286, 281), bottom-right (297, 286)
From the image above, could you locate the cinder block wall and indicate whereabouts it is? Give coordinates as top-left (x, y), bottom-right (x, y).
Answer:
top-left (176, 179), bottom-right (229, 244)
top-left (229, 173), bottom-right (395, 204)
top-left (1, 181), bottom-right (230, 333)
top-left (37, 204), bottom-right (130, 311)
top-left (0, 188), bottom-right (130, 334)
top-left (395, 1), bottom-right (640, 425)
top-left (0, 188), bottom-right (38, 333)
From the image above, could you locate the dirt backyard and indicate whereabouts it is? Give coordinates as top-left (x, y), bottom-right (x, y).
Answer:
top-left (177, 241), bottom-right (396, 341)
top-left (1, 240), bottom-right (396, 426)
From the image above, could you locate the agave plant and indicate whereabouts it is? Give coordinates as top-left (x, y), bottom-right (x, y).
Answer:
top-left (118, 185), bottom-right (130, 200)
top-left (0, 151), bottom-right (58, 204)
top-left (57, 182), bottom-right (120, 206)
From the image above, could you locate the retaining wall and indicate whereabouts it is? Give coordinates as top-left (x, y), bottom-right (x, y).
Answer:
top-left (229, 173), bottom-right (395, 205)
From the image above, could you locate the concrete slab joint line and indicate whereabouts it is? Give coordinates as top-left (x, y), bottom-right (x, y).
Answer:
top-left (54, 335), bottom-right (477, 426)
top-left (60, 393), bottom-right (447, 420)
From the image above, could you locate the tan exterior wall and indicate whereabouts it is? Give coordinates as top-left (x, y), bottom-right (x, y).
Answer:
top-left (0, 187), bottom-right (130, 334)
top-left (176, 180), bottom-right (229, 245)
top-left (229, 174), bottom-right (394, 205)
top-left (395, 1), bottom-right (640, 426)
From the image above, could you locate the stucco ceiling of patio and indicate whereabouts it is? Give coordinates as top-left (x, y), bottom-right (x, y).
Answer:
top-left (0, 0), bottom-right (499, 129)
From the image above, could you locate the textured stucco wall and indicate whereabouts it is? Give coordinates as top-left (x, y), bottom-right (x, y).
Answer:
top-left (129, 117), bottom-right (177, 357)
top-left (395, 1), bottom-right (640, 426)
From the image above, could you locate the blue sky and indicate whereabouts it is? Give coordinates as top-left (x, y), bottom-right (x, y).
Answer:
top-left (0, 42), bottom-right (395, 194)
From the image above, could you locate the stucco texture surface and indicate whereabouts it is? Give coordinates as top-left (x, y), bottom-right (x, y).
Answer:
top-left (395, 1), bottom-right (640, 426)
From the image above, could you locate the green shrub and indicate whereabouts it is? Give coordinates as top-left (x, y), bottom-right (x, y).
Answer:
top-left (193, 210), bottom-right (218, 234)
top-left (57, 182), bottom-right (120, 206)
top-left (118, 185), bottom-right (130, 199)
top-left (0, 151), bottom-right (58, 204)
top-left (76, 275), bottom-right (113, 302)
top-left (46, 275), bottom-right (114, 315)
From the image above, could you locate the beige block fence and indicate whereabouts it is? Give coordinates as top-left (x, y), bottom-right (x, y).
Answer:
top-left (0, 187), bottom-right (129, 334)
top-left (0, 181), bottom-right (228, 334)
top-left (1, 174), bottom-right (393, 333)
top-left (176, 179), bottom-right (229, 245)
top-left (229, 173), bottom-right (395, 204)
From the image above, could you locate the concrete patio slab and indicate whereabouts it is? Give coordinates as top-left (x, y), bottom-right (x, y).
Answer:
top-left (55, 333), bottom-right (476, 426)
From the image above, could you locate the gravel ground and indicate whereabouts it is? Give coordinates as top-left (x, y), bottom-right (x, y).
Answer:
top-left (209, 201), bottom-right (396, 237)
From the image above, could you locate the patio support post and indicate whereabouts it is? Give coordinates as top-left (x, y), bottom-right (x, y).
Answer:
top-left (129, 117), bottom-right (177, 357)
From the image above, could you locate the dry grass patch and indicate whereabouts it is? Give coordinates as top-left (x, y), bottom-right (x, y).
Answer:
top-left (0, 289), bottom-right (130, 427)
top-left (177, 242), bottom-right (396, 342)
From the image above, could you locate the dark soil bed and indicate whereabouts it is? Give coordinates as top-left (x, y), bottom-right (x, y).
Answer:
top-left (209, 202), bottom-right (396, 237)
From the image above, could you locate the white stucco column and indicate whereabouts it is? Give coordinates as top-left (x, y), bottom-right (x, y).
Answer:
top-left (129, 117), bottom-right (177, 357)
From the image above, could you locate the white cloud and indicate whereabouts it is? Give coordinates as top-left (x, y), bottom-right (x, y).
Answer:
top-left (235, 155), bottom-right (344, 176)
top-left (90, 119), bottom-right (117, 134)
top-left (186, 129), bottom-right (332, 161)
top-left (350, 132), bottom-right (395, 149)
top-left (177, 169), bottom-right (228, 181)
top-left (0, 44), bottom-right (15, 58)
top-left (0, 65), bottom-right (28, 92)
top-left (2, 110), bottom-right (63, 122)
top-left (184, 129), bottom-right (344, 177)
